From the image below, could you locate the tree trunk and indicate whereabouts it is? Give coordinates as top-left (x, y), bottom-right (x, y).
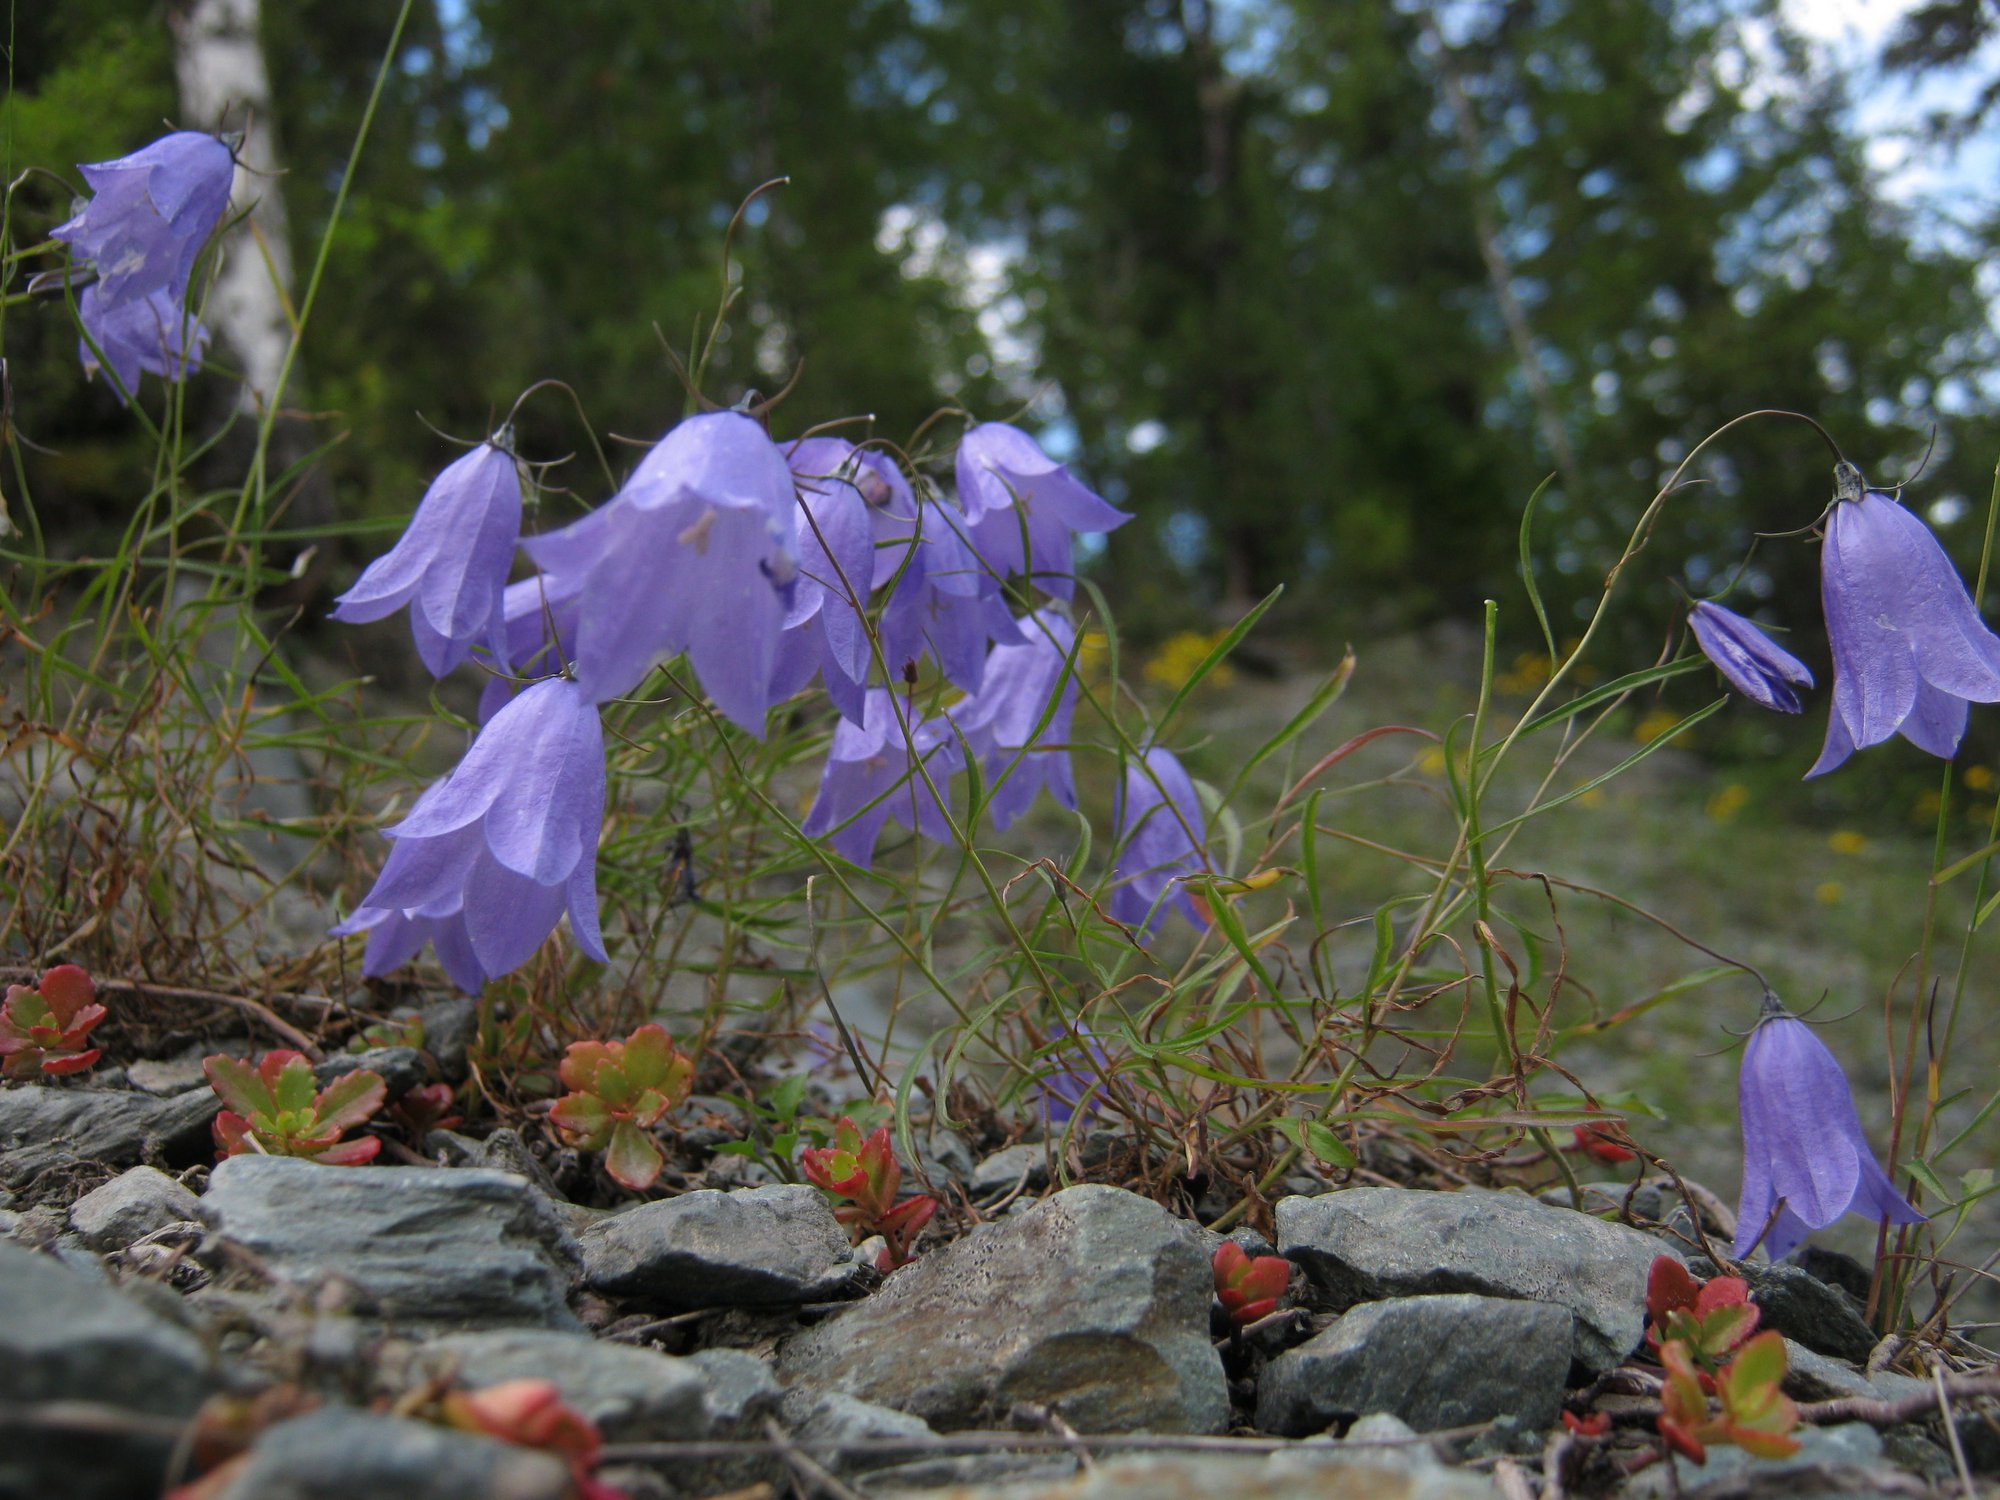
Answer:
top-left (169, 0), bottom-right (334, 551)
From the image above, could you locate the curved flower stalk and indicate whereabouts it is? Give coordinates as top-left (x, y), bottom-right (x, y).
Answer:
top-left (1110, 747), bottom-right (1210, 936)
top-left (956, 422), bottom-right (1130, 599)
top-left (523, 411), bottom-right (800, 734)
top-left (774, 437), bottom-right (880, 723)
top-left (51, 130), bottom-right (234, 393)
top-left (953, 608), bottom-right (1080, 831)
top-left (801, 687), bottom-right (963, 867)
top-left (332, 676), bottom-right (608, 991)
top-left (1732, 995), bottom-right (1923, 1260)
top-left (1686, 602), bottom-right (1813, 714)
top-left (331, 439), bottom-right (524, 677)
top-left (1810, 470), bottom-right (2000, 776)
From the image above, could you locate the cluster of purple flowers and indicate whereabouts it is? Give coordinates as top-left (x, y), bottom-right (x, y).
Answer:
top-left (1687, 462), bottom-right (2000, 775)
top-left (51, 131), bottom-right (236, 397)
top-left (326, 403), bottom-right (1210, 991)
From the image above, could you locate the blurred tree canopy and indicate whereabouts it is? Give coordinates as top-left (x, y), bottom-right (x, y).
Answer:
top-left (10, 0), bottom-right (2000, 656)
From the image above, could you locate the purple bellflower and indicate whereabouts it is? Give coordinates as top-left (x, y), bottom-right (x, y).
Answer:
top-left (1732, 995), bottom-right (1923, 1260)
top-left (1038, 1021), bottom-right (1112, 1128)
top-left (849, 445), bottom-right (1022, 693)
top-left (1811, 465), bottom-right (2000, 776)
top-left (331, 675), bottom-right (608, 991)
top-left (772, 438), bottom-right (880, 724)
top-left (332, 440), bottom-right (524, 677)
top-left (957, 422), bottom-right (1131, 600)
top-left (51, 131), bottom-right (234, 392)
top-left (476, 576), bottom-right (581, 724)
top-left (1687, 601), bottom-right (1814, 714)
top-left (801, 688), bottom-right (963, 867)
top-left (75, 285), bottom-right (211, 394)
top-left (522, 412), bottom-right (799, 734)
top-left (1110, 747), bottom-right (1210, 935)
top-left (953, 608), bottom-right (1079, 831)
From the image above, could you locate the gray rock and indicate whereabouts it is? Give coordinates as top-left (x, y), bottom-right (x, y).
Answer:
top-left (1268, 1412), bottom-right (1448, 1475)
top-left (579, 1184), bottom-right (855, 1309)
top-left (1277, 1187), bottom-right (1670, 1371)
top-left (425, 1329), bottom-right (709, 1440)
top-left (779, 1184), bottom-right (1228, 1434)
top-left (67, 1165), bottom-right (202, 1251)
top-left (686, 1347), bottom-right (785, 1429)
top-left (315, 1045), bottom-right (426, 1100)
top-left (1619, 1420), bottom-right (1885, 1498)
top-left (211, 1407), bottom-right (571, 1500)
top-left (0, 1083), bottom-right (218, 1186)
top-left (421, 997), bottom-right (479, 1079)
top-left (201, 1155), bottom-right (580, 1328)
top-left (429, 1126), bottom-right (564, 1198)
top-left (127, 1042), bottom-right (233, 1096)
top-left (781, 1388), bottom-right (937, 1475)
top-left (1255, 1294), bottom-right (1571, 1436)
top-left (1881, 1425), bottom-right (1957, 1483)
top-left (0, 1240), bottom-right (220, 1500)
top-left (970, 1143), bottom-right (1052, 1198)
top-left (1739, 1261), bottom-right (1876, 1363)
top-left (1781, 1340), bottom-right (1878, 1402)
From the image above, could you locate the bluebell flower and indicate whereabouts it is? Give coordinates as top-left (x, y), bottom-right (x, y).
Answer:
top-left (332, 440), bottom-right (524, 677)
top-left (1732, 995), bottom-right (1923, 1260)
top-left (957, 422), bottom-right (1131, 600)
top-left (953, 608), bottom-right (1078, 830)
top-left (332, 676), bottom-right (608, 989)
top-left (1110, 747), bottom-right (1209, 935)
top-left (1811, 469), bottom-right (2000, 776)
top-left (1687, 601), bottom-right (1814, 714)
top-left (1038, 1021), bottom-right (1111, 1128)
top-left (772, 437), bottom-right (881, 724)
top-left (51, 131), bottom-right (234, 391)
top-left (522, 412), bottom-right (799, 734)
top-left (476, 576), bottom-right (581, 724)
top-left (76, 285), bottom-right (211, 394)
top-left (801, 688), bottom-right (963, 867)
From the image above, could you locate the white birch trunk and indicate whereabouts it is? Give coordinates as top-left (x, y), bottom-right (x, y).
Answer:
top-left (170, 0), bottom-right (296, 418)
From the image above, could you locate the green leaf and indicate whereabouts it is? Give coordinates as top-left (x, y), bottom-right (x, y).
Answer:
top-left (1294, 1117), bottom-right (1357, 1169)
top-left (1517, 473), bottom-right (1558, 662)
top-left (1505, 658), bottom-right (1709, 742)
top-left (273, 1055), bottom-right (319, 1116)
top-left (1904, 1158), bottom-right (1950, 1205)
top-left (314, 1069), bottom-right (387, 1134)
top-left (203, 1055), bottom-right (270, 1118)
top-left (603, 1121), bottom-right (665, 1192)
top-left (769, 1073), bottom-right (810, 1125)
top-left (1156, 585), bottom-right (1282, 736)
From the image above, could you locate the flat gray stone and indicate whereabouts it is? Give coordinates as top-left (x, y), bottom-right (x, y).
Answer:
top-left (315, 1045), bottom-right (426, 1100)
top-left (1620, 1420), bottom-right (1886, 1498)
top-left (1255, 1294), bottom-right (1571, 1436)
top-left (1277, 1187), bottom-right (1670, 1371)
top-left (780, 1387), bottom-right (937, 1475)
top-left (425, 1329), bottom-right (708, 1440)
top-left (201, 1155), bottom-right (580, 1328)
top-left (1740, 1261), bottom-right (1876, 1363)
top-left (970, 1143), bottom-right (1053, 1197)
top-left (779, 1184), bottom-right (1227, 1434)
top-left (67, 1165), bottom-right (202, 1251)
top-left (0, 1240), bottom-right (220, 1500)
top-left (578, 1183), bottom-right (855, 1309)
top-left (0, 1084), bottom-right (218, 1186)
top-left (211, 1407), bottom-right (570, 1499)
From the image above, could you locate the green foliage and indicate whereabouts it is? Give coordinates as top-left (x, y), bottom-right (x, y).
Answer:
top-left (205, 1051), bottom-right (387, 1165)
top-left (548, 1024), bottom-right (695, 1191)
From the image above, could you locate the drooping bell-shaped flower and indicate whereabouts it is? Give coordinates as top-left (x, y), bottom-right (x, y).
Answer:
top-left (1731, 995), bottom-right (1923, 1261)
top-left (801, 688), bottom-right (963, 868)
top-left (478, 575), bottom-right (582, 724)
top-left (1687, 601), bottom-right (1814, 714)
top-left (332, 675), bottom-right (608, 991)
top-left (1110, 747), bottom-right (1209, 935)
top-left (522, 412), bottom-right (799, 734)
top-left (772, 438), bottom-right (881, 723)
top-left (957, 422), bottom-right (1131, 600)
top-left (953, 608), bottom-right (1079, 831)
top-left (1811, 466), bottom-right (2000, 776)
top-left (53, 131), bottom-right (235, 300)
top-left (870, 466), bottom-right (1021, 692)
top-left (332, 439), bottom-right (524, 677)
top-left (51, 131), bottom-right (235, 393)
